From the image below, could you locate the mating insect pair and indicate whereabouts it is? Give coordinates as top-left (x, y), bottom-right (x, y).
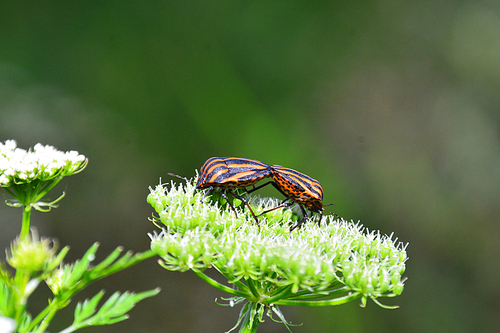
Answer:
top-left (171, 157), bottom-right (338, 231)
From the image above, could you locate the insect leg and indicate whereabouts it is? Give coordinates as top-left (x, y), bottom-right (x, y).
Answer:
top-left (289, 204), bottom-right (309, 231)
top-left (220, 189), bottom-right (239, 217)
top-left (255, 197), bottom-right (294, 217)
top-left (200, 186), bottom-right (214, 203)
top-left (228, 190), bottom-right (260, 228)
top-left (317, 210), bottom-right (324, 227)
top-left (246, 181), bottom-right (288, 198)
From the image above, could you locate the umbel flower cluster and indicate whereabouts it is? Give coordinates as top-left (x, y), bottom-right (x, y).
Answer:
top-left (148, 178), bottom-right (408, 332)
top-left (0, 140), bottom-right (87, 187)
top-left (0, 140), bottom-right (88, 237)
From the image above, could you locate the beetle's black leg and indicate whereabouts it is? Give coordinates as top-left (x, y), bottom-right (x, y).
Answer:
top-left (227, 190), bottom-right (261, 230)
top-left (200, 186), bottom-right (214, 204)
top-left (289, 204), bottom-right (309, 231)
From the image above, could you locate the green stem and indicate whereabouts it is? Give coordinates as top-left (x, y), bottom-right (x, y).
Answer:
top-left (263, 284), bottom-right (294, 304)
top-left (2, 186), bottom-right (16, 199)
top-left (191, 270), bottom-right (250, 298)
top-left (34, 177), bottom-right (63, 203)
top-left (27, 301), bottom-right (54, 333)
top-left (13, 273), bottom-right (29, 324)
top-left (275, 292), bottom-right (362, 306)
top-left (245, 278), bottom-right (261, 300)
top-left (34, 300), bottom-right (62, 333)
top-left (13, 205), bottom-right (33, 323)
top-left (213, 264), bottom-right (249, 292)
top-left (285, 285), bottom-right (349, 300)
top-left (58, 326), bottom-right (76, 333)
top-left (20, 204), bottom-right (32, 238)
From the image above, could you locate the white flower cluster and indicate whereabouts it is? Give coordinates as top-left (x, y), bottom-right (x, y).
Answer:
top-left (0, 140), bottom-right (87, 187)
top-left (148, 181), bottom-right (408, 303)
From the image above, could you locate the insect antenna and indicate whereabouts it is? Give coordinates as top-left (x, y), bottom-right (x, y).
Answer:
top-left (167, 172), bottom-right (190, 183)
top-left (322, 203), bottom-right (342, 220)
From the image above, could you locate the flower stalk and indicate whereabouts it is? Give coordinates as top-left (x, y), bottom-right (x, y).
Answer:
top-left (148, 178), bottom-right (408, 332)
top-left (20, 206), bottom-right (31, 242)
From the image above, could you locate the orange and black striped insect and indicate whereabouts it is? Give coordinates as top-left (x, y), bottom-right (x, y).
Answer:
top-left (256, 165), bottom-right (339, 231)
top-left (194, 157), bottom-right (273, 225)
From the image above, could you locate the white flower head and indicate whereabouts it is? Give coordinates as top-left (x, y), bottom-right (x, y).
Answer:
top-left (149, 179), bottom-right (408, 306)
top-left (0, 140), bottom-right (87, 187)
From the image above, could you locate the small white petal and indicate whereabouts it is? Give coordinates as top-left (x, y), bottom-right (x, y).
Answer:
top-left (0, 316), bottom-right (17, 333)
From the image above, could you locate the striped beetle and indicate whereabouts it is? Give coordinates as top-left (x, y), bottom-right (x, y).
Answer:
top-left (195, 157), bottom-right (273, 225)
top-left (256, 164), bottom-right (338, 231)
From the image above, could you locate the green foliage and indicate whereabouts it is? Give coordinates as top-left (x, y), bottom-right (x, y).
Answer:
top-left (0, 231), bottom-right (158, 333)
top-left (0, 140), bottom-right (158, 333)
top-left (61, 289), bottom-right (160, 333)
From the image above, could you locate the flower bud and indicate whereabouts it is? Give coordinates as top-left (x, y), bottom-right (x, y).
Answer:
top-left (45, 267), bottom-right (64, 295)
top-left (393, 281), bottom-right (405, 295)
top-left (7, 230), bottom-right (58, 276)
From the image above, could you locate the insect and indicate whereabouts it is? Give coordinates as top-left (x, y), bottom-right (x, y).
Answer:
top-left (256, 165), bottom-right (338, 231)
top-left (195, 157), bottom-right (273, 225)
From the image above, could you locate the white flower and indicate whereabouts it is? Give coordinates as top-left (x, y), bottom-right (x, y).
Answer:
top-left (0, 316), bottom-right (16, 333)
top-left (0, 140), bottom-right (87, 187)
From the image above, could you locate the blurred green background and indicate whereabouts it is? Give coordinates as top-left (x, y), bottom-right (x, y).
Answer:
top-left (1, 1), bottom-right (499, 332)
